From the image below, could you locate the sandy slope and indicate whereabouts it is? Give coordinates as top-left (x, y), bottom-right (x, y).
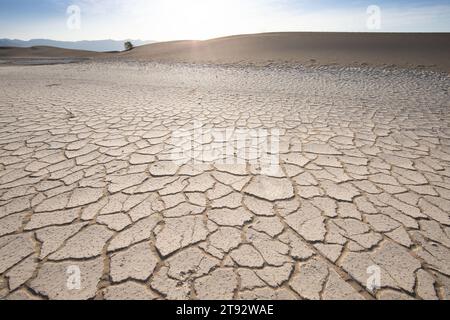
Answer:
top-left (120, 33), bottom-right (450, 70)
top-left (1, 33), bottom-right (450, 71)
top-left (0, 45), bottom-right (104, 58)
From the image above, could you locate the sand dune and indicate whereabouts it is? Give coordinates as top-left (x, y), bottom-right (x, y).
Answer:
top-left (121, 33), bottom-right (450, 71)
top-left (2, 33), bottom-right (450, 71)
top-left (0, 45), bottom-right (104, 58)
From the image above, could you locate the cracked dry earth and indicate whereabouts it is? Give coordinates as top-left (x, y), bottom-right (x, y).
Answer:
top-left (0, 61), bottom-right (449, 301)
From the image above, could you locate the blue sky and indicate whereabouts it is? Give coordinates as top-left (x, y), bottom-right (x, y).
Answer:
top-left (1, 0), bottom-right (449, 41)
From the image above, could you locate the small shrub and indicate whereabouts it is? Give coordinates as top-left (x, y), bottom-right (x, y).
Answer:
top-left (124, 41), bottom-right (134, 51)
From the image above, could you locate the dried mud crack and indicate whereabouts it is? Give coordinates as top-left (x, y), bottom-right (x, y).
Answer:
top-left (0, 61), bottom-right (449, 300)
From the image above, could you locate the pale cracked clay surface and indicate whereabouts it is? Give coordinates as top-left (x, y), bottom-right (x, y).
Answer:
top-left (0, 61), bottom-right (449, 300)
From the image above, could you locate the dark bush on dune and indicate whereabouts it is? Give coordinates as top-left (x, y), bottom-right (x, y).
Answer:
top-left (124, 41), bottom-right (134, 51)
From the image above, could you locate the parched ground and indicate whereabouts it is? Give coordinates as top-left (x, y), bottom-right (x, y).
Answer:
top-left (0, 61), bottom-right (449, 300)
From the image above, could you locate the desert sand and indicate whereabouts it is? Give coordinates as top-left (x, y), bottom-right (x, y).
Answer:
top-left (0, 45), bottom-right (103, 58)
top-left (0, 46), bottom-right (103, 65)
top-left (0, 32), bottom-right (449, 300)
top-left (1, 33), bottom-right (450, 71)
top-left (119, 32), bottom-right (450, 71)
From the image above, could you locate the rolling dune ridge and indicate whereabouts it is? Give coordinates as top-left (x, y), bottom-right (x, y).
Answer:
top-left (1, 33), bottom-right (450, 71)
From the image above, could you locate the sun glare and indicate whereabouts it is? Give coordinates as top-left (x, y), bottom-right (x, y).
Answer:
top-left (140, 0), bottom-right (244, 40)
top-left (162, 0), bottom-right (231, 40)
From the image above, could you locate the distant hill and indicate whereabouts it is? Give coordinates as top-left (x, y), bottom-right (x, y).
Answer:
top-left (0, 39), bottom-right (155, 52)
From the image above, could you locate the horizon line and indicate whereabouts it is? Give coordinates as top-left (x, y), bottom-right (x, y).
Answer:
top-left (2, 30), bottom-right (450, 43)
